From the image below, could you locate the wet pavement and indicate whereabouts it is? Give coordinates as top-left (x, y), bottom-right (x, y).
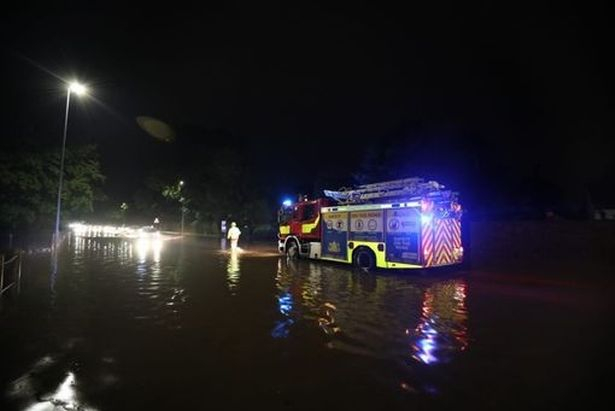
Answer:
top-left (0, 234), bottom-right (612, 410)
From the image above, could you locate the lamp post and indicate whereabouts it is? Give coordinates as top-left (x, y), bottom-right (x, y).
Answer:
top-left (53, 81), bottom-right (87, 245)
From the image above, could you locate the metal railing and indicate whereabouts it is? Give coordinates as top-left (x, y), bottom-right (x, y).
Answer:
top-left (0, 251), bottom-right (23, 296)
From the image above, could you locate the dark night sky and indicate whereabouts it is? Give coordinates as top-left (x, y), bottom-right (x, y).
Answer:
top-left (1, 3), bottom-right (613, 205)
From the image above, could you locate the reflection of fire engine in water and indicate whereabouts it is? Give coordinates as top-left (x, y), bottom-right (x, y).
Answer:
top-left (271, 258), bottom-right (339, 339)
top-left (272, 258), bottom-right (469, 368)
top-left (278, 178), bottom-right (463, 271)
top-left (409, 279), bottom-right (469, 365)
top-left (271, 259), bottom-right (295, 338)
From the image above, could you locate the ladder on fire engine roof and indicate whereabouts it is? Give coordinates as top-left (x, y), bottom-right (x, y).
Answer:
top-left (323, 177), bottom-right (451, 204)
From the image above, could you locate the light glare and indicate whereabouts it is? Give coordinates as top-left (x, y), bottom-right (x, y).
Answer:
top-left (69, 81), bottom-right (87, 95)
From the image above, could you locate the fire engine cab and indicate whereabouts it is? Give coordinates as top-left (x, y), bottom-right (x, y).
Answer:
top-left (278, 178), bottom-right (463, 270)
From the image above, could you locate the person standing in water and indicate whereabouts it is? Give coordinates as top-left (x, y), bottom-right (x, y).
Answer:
top-left (227, 222), bottom-right (242, 250)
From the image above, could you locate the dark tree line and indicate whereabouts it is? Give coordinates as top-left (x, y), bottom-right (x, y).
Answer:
top-left (0, 144), bottom-right (105, 231)
top-left (114, 125), bottom-right (278, 237)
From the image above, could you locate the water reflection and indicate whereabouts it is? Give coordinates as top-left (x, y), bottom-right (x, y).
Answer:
top-left (50, 248), bottom-right (58, 295)
top-left (303, 263), bottom-right (323, 307)
top-left (226, 249), bottom-right (241, 295)
top-left (271, 291), bottom-right (294, 338)
top-left (72, 236), bottom-right (134, 261)
top-left (317, 302), bottom-right (339, 335)
top-left (274, 258), bottom-right (469, 366)
top-left (272, 259), bottom-right (347, 340)
top-left (26, 371), bottom-right (78, 411)
top-left (410, 280), bottom-right (469, 365)
top-left (66, 235), bottom-right (186, 330)
top-left (69, 236), bottom-right (164, 264)
top-left (271, 258), bottom-right (294, 337)
top-left (9, 357), bottom-right (92, 411)
top-left (137, 238), bottom-right (149, 262)
top-left (135, 237), bottom-right (162, 277)
top-left (6, 239), bottom-right (477, 407)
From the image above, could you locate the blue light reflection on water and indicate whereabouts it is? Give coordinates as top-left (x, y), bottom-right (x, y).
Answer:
top-left (410, 281), bottom-right (469, 366)
top-left (278, 292), bottom-right (293, 316)
top-left (272, 291), bottom-right (295, 338)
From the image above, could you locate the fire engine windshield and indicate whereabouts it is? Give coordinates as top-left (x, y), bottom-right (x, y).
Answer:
top-left (278, 207), bottom-right (293, 224)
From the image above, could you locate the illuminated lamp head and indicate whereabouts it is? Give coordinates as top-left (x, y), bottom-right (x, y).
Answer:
top-left (68, 81), bottom-right (87, 95)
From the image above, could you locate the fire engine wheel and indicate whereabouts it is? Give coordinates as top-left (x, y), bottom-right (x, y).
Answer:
top-left (286, 241), bottom-right (299, 259)
top-left (353, 248), bottom-right (376, 272)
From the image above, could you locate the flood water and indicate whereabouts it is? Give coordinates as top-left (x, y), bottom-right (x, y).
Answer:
top-left (1, 234), bottom-right (612, 410)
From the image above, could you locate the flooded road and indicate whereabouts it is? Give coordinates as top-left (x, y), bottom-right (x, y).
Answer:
top-left (1, 235), bottom-right (612, 410)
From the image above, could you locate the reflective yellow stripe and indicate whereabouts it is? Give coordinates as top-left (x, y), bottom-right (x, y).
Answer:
top-left (386, 261), bottom-right (423, 269)
top-left (349, 241), bottom-right (423, 269)
top-left (279, 225), bottom-right (290, 235)
top-left (301, 214), bottom-right (320, 234)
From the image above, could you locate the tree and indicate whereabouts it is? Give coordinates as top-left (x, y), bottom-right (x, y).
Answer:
top-left (0, 144), bottom-right (105, 230)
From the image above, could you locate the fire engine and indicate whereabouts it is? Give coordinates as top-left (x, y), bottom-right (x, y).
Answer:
top-left (277, 178), bottom-right (463, 270)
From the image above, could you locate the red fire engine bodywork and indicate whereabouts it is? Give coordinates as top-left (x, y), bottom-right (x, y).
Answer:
top-left (279, 198), bottom-right (333, 243)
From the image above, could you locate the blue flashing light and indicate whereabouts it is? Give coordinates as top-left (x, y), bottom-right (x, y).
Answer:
top-left (282, 199), bottom-right (292, 207)
top-left (421, 214), bottom-right (433, 225)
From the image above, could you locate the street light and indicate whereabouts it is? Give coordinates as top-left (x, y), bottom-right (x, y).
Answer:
top-left (53, 81), bottom-right (88, 245)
